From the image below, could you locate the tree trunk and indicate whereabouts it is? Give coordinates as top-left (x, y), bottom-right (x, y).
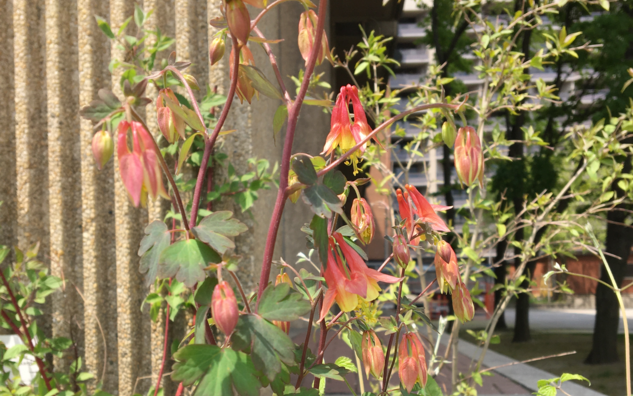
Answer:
top-left (494, 239), bottom-right (508, 329)
top-left (586, 153), bottom-right (633, 364)
top-left (513, 260), bottom-right (536, 342)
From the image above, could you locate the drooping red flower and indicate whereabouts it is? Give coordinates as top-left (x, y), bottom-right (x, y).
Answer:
top-left (298, 9), bottom-right (330, 66)
top-left (435, 240), bottom-right (459, 294)
top-left (351, 198), bottom-right (374, 245)
top-left (229, 45), bottom-right (257, 104)
top-left (454, 126), bottom-right (484, 187)
top-left (117, 121), bottom-right (169, 207)
top-left (156, 88), bottom-right (186, 143)
top-left (362, 330), bottom-right (385, 379)
top-left (92, 130), bottom-right (113, 170)
top-left (398, 332), bottom-right (427, 392)
top-left (226, 0), bottom-right (250, 45)
top-left (319, 233), bottom-right (401, 321)
top-left (405, 184), bottom-right (451, 233)
top-left (453, 281), bottom-right (475, 323)
top-left (393, 234), bottom-right (410, 268)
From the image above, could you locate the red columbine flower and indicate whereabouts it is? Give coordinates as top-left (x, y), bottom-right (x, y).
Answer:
top-left (393, 235), bottom-right (410, 268)
top-left (117, 121), bottom-right (169, 207)
top-left (351, 198), bottom-right (374, 245)
top-left (319, 233), bottom-right (401, 321)
top-left (435, 240), bottom-right (459, 294)
top-left (323, 86), bottom-right (355, 156)
top-left (454, 126), bottom-right (484, 187)
top-left (453, 281), bottom-right (475, 323)
top-left (156, 88), bottom-right (186, 143)
top-left (272, 273), bottom-right (292, 334)
top-left (229, 45), bottom-right (257, 104)
top-left (211, 280), bottom-right (239, 335)
top-left (225, 0), bottom-right (250, 45)
top-left (298, 9), bottom-right (330, 66)
top-left (349, 85), bottom-right (371, 150)
top-left (398, 332), bottom-right (427, 392)
top-left (92, 130), bottom-right (113, 170)
top-left (405, 185), bottom-right (451, 233)
top-left (396, 189), bottom-right (417, 245)
top-left (362, 330), bottom-right (385, 379)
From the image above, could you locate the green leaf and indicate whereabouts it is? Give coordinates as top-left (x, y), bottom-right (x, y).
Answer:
top-left (192, 211), bottom-right (248, 255)
top-left (308, 363), bottom-right (349, 381)
top-left (158, 239), bottom-right (221, 288)
top-left (273, 105), bottom-right (288, 143)
top-left (420, 376), bottom-right (443, 396)
top-left (173, 345), bottom-right (261, 396)
top-left (194, 276), bottom-right (218, 306)
top-left (481, 34), bottom-right (490, 49)
top-left (139, 221), bottom-right (172, 286)
top-left (76, 372), bottom-right (95, 382)
top-left (195, 306), bottom-right (209, 344)
top-left (292, 156), bottom-right (318, 185)
top-left (95, 16), bottom-right (115, 39)
top-left (537, 385), bottom-right (557, 396)
top-left (258, 283), bottom-right (311, 322)
top-left (560, 373), bottom-right (590, 385)
top-left (79, 89), bottom-right (122, 122)
top-left (178, 133), bottom-right (202, 174)
top-left (241, 65), bottom-right (282, 100)
top-left (302, 184), bottom-right (343, 218)
top-left (0, 245), bottom-right (9, 265)
top-left (334, 357), bottom-right (357, 373)
top-left (323, 171), bottom-right (346, 195)
top-left (134, 4), bottom-right (145, 27)
top-left (43, 276), bottom-right (63, 289)
top-left (232, 315), bottom-right (296, 381)
top-left (4, 344), bottom-right (28, 361)
top-left (310, 215), bottom-right (329, 269)
top-left (599, 0), bottom-right (609, 10)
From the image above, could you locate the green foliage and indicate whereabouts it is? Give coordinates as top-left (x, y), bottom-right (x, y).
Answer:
top-left (257, 283), bottom-right (311, 322)
top-left (158, 239), bottom-right (221, 287)
top-left (172, 345), bottom-right (261, 396)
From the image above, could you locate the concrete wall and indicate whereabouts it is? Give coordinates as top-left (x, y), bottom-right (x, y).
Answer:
top-left (0, 1), bottom-right (331, 394)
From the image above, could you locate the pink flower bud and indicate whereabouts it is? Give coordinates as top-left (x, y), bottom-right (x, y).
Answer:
top-left (229, 46), bottom-right (257, 104)
top-left (393, 235), bottom-right (410, 268)
top-left (272, 273), bottom-right (292, 334)
top-left (209, 37), bottom-right (226, 66)
top-left (211, 281), bottom-right (239, 335)
top-left (434, 240), bottom-right (459, 294)
top-left (226, 0), bottom-right (250, 45)
top-left (454, 126), bottom-right (484, 187)
top-left (362, 330), bottom-right (385, 379)
top-left (156, 88), bottom-right (185, 143)
top-left (298, 10), bottom-right (329, 66)
top-left (398, 332), bottom-right (427, 392)
top-left (92, 130), bottom-right (113, 170)
top-left (351, 198), bottom-right (374, 245)
top-left (453, 281), bottom-right (475, 323)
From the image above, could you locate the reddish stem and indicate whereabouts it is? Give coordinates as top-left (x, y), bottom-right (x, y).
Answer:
top-left (295, 293), bottom-right (321, 389)
top-left (188, 35), bottom-right (241, 229)
top-left (312, 297), bottom-right (329, 390)
top-left (256, 0), bottom-right (329, 309)
top-left (252, 26), bottom-right (291, 104)
top-left (0, 276), bottom-right (53, 391)
top-left (175, 383), bottom-right (184, 396)
top-left (153, 280), bottom-right (171, 396)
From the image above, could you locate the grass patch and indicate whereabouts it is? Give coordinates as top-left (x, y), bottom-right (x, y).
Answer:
top-left (478, 330), bottom-right (630, 396)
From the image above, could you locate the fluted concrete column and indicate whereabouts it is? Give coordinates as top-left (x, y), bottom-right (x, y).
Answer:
top-left (46, 0), bottom-right (84, 371)
top-left (14, 0), bottom-right (49, 257)
top-left (78, 0), bottom-right (118, 392)
top-left (0, 0), bottom-right (16, 250)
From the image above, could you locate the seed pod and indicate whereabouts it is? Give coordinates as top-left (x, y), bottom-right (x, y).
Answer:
top-left (226, 0), bottom-right (250, 45)
top-left (362, 330), bottom-right (385, 379)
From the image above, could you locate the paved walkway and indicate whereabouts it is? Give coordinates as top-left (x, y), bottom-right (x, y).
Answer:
top-left (502, 307), bottom-right (633, 333)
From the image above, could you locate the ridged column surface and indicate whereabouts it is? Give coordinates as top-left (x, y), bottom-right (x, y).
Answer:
top-left (13, 0), bottom-right (49, 257)
top-left (110, 1), bottom-right (152, 394)
top-left (0, 0), bottom-right (16, 250)
top-left (78, 0), bottom-right (118, 392)
top-left (46, 0), bottom-right (84, 371)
